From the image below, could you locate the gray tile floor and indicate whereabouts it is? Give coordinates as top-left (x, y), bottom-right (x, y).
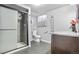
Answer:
top-left (13, 41), bottom-right (51, 54)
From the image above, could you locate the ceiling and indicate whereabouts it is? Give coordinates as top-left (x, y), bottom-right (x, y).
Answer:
top-left (24, 4), bottom-right (69, 16)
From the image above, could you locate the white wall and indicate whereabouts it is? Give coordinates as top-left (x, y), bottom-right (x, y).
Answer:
top-left (46, 5), bottom-right (77, 32)
top-left (31, 16), bottom-right (37, 31)
top-left (30, 16), bottom-right (37, 41)
top-left (31, 12), bottom-right (40, 17)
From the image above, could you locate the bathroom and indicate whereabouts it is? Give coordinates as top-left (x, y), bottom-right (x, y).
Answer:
top-left (0, 4), bottom-right (79, 54)
top-left (29, 4), bottom-right (77, 42)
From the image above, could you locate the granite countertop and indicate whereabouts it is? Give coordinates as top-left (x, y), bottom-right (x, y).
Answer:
top-left (52, 31), bottom-right (79, 37)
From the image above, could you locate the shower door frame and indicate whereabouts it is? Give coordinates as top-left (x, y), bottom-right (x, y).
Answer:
top-left (20, 11), bottom-right (29, 45)
top-left (0, 4), bottom-right (29, 54)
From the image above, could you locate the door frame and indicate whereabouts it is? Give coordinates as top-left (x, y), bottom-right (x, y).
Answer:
top-left (0, 4), bottom-right (30, 54)
top-left (19, 11), bottom-right (29, 45)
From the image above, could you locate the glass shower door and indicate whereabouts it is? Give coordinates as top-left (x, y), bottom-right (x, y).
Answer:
top-left (0, 6), bottom-right (18, 53)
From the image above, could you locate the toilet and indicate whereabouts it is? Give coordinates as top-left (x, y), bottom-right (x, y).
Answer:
top-left (32, 30), bottom-right (41, 42)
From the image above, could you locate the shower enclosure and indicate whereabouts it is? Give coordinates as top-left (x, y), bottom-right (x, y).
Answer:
top-left (19, 11), bottom-right (28, 46)
top-left (0, 4), bottom-right (29, 53)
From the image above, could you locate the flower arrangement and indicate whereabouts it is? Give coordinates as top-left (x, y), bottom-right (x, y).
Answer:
top-left (70, 19), bottom-right (79, 32)
top-left (70, 19), bottom-right (79, 24)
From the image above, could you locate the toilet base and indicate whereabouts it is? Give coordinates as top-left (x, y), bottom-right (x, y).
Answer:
top-left (34, 39), bottom-right (40, 42)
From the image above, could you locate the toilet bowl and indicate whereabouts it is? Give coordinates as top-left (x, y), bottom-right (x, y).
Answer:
top-left (32, 30), bottom-right (41, 42)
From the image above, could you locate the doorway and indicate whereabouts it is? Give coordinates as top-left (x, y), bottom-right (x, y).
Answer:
top-left (17, 11), bottom-right (28, 48)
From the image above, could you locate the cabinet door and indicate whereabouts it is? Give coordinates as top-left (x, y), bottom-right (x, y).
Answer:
top-left (52, 34), bottom-right (78, 54)
top-left (76, 38), bottom-right (79, 53)
top-left (51, 34), bottom-right (55, 53)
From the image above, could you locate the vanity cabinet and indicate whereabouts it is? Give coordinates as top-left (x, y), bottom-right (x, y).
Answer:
top-left (51, 34), bottom-right (79, 54)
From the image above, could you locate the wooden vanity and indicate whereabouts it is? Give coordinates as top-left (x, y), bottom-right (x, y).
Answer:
top-left (51, 32), bottom-right (79, 54)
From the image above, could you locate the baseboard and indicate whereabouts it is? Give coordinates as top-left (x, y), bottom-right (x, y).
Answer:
top-left (31, 39), bottom-right (51, 44)
top-left (41, 39), bottom-right (51, 44)
top-left (5, 46), bottom-right (30, 54)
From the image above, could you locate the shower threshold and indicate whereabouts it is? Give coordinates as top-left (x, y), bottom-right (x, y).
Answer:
top-left (17, 42), bottom-right (26, 48)
top-left (1, 42), bottom-right (28, 54)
